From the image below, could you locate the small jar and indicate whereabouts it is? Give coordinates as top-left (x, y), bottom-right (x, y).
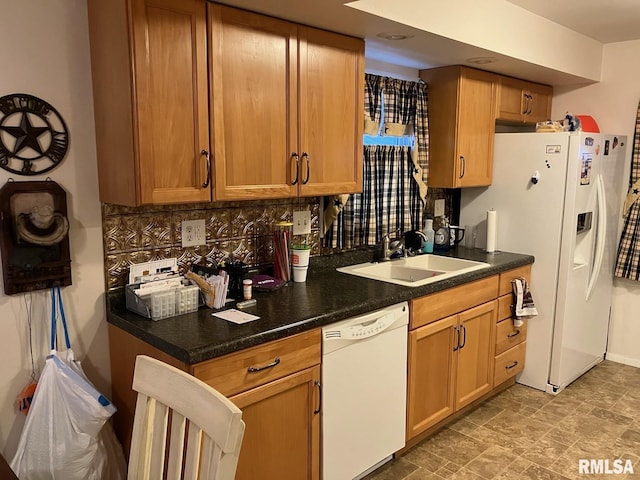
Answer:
top-left (243, 279), bottom-right (253, 300)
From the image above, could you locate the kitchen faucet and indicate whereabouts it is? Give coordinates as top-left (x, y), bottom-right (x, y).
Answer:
top-left (380, 232), bottom-right (405, 261)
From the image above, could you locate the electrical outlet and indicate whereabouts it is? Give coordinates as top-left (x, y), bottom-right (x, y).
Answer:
top-left (434, 199), bottom-right (445, 218)
top-left (182, 219), bottom-right (206, 247)
top-left (293, 210), bottom-right (311, 235)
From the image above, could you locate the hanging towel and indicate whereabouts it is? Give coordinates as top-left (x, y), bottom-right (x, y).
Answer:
top-left (511, 277), bottom-right (538, 327)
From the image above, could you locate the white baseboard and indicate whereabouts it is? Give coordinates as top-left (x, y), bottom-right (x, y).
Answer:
top-left (605, 352), bottom-right (640, 369)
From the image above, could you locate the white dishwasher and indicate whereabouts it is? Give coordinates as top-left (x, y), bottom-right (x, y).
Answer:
top-left (321, 302), bottom-right (408, 480)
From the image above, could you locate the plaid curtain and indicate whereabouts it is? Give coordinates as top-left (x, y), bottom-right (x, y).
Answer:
top-left (615, 100), bottom-right (640, 280)
top-left (364, 74), bottom-right (383, 134)
top-left (324, 74), bottom-right (428, 248)
top-left (382, 78), bottom-right (417, 127)
top-left (325, 146), bottom-right (422, 248)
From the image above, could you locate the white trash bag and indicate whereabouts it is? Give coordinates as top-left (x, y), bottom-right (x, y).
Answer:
top-left (10, 287), bottom-right (125, 480)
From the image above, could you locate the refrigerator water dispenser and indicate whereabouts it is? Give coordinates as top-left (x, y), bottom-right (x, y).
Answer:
top-left (576, 212), bottom-right (592, 233)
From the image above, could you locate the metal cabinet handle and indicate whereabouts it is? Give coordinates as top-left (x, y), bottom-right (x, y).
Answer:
top-left (247, 357), bottom-right (280, 373)
top-left (313, 380), bottom-right (322, 415)
top-left (505, 361), bottom-right (519, 370)
top-left (459, 324), bottom-right (467, 349)
top-left (201, 149), bottom-right (211, 188)
top-left (523, 93), bottom-right (533, 115)
top-left (453, 326), bottom-right (459, 351)
top-left (301, 152), bottom-right (310, 185)
top-left (507, 329), bottom-right (521, 338)
top-left (291, 153), bottom-right (300, 185)
top-left (459, 156), bottom-right (465, 179)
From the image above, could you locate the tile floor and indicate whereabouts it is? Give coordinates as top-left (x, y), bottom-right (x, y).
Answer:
top-left (366, 360), bottom-right (640, 479)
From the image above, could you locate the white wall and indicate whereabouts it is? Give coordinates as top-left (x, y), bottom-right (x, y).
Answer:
top-left (0, 0), bottom-right (110, 459)
top-left (553, 40), bottom-right (640, 367)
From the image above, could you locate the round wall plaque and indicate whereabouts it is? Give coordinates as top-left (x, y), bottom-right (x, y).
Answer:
top-left (0, 93), bottom-right (69, 176)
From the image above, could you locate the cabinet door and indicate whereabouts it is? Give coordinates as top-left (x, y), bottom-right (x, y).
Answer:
top-left (455, 68), bottom-right (497, 187)
top-left (230, 366), bottom-right (320, 480)
top-left (407, 315), bottom-right (457, 440)
top-left (498, 77), bottom-right (552, 124)
top-left (526, 83), bottom-right (552, 124)
top-left (209, 4), bottom-right (298, 200)
top-left (455, 301), bottom-right (496, 410)
top-left (298, 27), bottom-right (364, 196)
top-left (132, 0), bottom-right (211, 204)
top-left (497, 76), bottom-right (527, 123)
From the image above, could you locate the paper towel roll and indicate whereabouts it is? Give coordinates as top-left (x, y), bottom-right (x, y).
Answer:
top-left (486, 209), bottom-right (497, 253)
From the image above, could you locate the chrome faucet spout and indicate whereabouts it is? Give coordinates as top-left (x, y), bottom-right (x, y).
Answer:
top-left (380, 233), bottom-right (404, 261)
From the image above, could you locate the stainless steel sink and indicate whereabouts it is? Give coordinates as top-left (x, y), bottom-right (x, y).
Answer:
top-left (336, 255), bottom-right (490, 287)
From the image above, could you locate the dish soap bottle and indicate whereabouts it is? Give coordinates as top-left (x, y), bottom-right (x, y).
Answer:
top-left (421, 219), bottom-right (435, 253)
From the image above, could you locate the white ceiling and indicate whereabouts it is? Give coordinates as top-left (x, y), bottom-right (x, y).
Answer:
top-left (215, 0), bottom-right (639, 86)
top-left (506, 0), bottom-right (640, 44)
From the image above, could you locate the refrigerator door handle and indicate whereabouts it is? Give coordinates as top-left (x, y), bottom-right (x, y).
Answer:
top-left (586, 174), bottom-right (606, 301)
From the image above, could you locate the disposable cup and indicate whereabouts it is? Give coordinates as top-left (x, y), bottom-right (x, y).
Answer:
top-left (291, 248), bottom-right (310, 267)
top-left (292, 266), bottom-right (308, 282)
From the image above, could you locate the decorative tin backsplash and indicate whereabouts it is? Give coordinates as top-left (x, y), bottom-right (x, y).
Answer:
top-left (101, 189), bottom-right (454, 290)
top-left (102, 198), bottom-right (321, 290)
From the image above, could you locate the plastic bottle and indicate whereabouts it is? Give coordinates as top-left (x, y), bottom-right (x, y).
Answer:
top-left (422, 219), bottom-right (435, 253)
top-left (243, 278), bottom-right (253, 300)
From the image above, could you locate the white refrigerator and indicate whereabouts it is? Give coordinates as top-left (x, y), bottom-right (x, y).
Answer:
top-left (460, 132), bottom-right (627, 393)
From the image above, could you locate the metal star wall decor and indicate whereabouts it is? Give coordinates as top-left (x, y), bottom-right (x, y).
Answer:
top-left (0, 93), bottom-right (69, 175)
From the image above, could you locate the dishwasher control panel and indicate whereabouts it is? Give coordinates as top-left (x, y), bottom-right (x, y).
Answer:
top-left (322, 302), bottom-right (408, 347)
top-left (342, 314), bottom-right (391, 338)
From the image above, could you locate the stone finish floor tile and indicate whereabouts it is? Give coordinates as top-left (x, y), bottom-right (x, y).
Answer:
top-left (365, 360), bottom-right (640, 480)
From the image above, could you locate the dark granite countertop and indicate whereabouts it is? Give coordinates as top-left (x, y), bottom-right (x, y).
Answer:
top-left (107, 247), bottom-right (534, 364)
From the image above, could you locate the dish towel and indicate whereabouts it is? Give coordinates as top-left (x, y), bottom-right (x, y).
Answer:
top-left (511, 277), bottom-right (538, 327)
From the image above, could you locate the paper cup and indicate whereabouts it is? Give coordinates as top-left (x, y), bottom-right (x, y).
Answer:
top-left (292, 266), bottom-right (308, 282)
top-left (291, 248), bottom-right (310, 267)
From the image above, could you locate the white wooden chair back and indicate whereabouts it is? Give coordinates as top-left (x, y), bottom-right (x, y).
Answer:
top-left (128, 355), bottom-right (245, 480)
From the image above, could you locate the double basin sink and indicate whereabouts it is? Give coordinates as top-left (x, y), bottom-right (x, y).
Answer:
top-left (337, 254), bottom-right (490, 287)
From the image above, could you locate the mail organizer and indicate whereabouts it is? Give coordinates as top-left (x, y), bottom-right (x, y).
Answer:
top-left (126, 283), bottom-right (200, 321)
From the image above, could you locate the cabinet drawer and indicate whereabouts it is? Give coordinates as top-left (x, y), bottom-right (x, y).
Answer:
top-left (495, 318), bottom-right (527, 355)
top-left (410, 275), bottom-right (498, 329)
top-left (498, 265), bottom-right (531, 296)
top-left (497, 294), bottom-right (514, 321)
top-left (192, 329), bottom-right (321, 397)
top-left (494, 341), bottom-right (526, 385)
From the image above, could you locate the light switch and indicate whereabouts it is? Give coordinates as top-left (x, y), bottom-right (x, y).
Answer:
top-left (293, 210), bottom-right (311, 235)
top-left (434, 199), bottom-right (445, 218)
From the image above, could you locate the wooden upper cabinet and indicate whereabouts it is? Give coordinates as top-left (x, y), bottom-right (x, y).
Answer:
top-left (209, 4), bottom-right (364, 200)
top-left (209, 5), bottom-right (298, 200)
top-left (497, 76), bottom-right (552, 124)
top-left (88, 0), bottom-right (211, 206)
top-left (297, 27), bottom-right (364, 197)
top-left (419, 66), bottom-right (498, 188)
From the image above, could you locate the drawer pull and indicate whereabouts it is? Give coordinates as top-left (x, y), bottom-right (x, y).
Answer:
top-left (507, 329), bottom-right (521, 338)
top-left (247, 357), bottom-right (280, 373)
top-left (313, 380), bottom-right (322, 415)
top-left (505, 361), bottom-right (519, 370)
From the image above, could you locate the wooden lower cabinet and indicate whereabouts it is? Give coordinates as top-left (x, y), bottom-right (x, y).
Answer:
top-left (407, 315), bottom-right (457, 439)
top-left (407, 300), bottom-right (497, 440)
top-left (108, 326), bottom-right (321, 479)
top-left (230, 366), bottom-right (320, 480)
top-left (455, 301), bottom-right (496, 410)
